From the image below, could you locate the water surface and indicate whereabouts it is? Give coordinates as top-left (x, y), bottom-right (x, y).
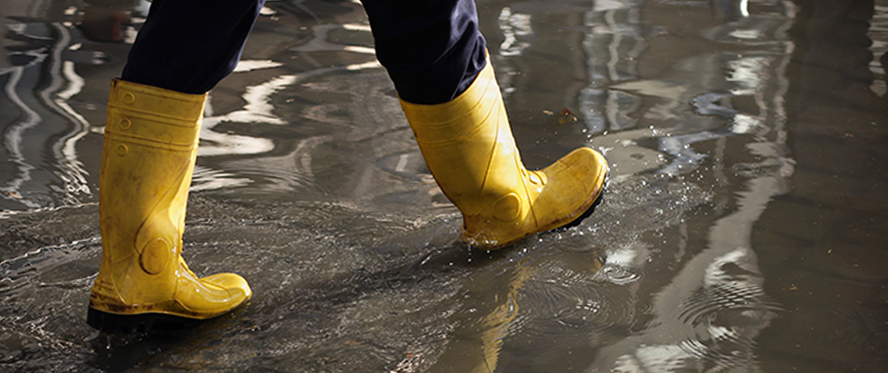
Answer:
top-left (1, 0), bottom-right (886, 372)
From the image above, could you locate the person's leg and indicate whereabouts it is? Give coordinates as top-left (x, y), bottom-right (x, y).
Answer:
top-left (363, 0), bottom-right (608, 249)
top-left (88, 0), bottom-right (263, 332)
top-left (122, 0), bottom-right (264, 94)
top-left (361, 0), bottom-right (486, 104)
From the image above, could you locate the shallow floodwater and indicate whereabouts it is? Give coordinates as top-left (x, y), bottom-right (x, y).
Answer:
top-left (1, 0), bottom-right (886, 372)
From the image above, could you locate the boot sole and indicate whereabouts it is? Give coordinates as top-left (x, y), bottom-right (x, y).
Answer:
top-left (87, 306), bottom-right (204, 333)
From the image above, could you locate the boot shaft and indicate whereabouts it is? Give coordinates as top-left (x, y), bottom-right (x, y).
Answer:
top-left (97, 80), bottom-right (207, 304)
top-left (400, 61), bottom-right (528, 217)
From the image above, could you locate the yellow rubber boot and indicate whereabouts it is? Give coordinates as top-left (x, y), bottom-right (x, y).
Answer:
top-left (87, 79), bottom-right (251, 332)
top-left (400, 60), bottom-right (608, 250)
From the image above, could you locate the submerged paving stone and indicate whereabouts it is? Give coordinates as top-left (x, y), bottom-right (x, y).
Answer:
top-left (792, 168), bottom-right (888, 214)
top-left (807, 237), bottom-right (888, 282)
top-left (751, 197), bottom-right (836, 242)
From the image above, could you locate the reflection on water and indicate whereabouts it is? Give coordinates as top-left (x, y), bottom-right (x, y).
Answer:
top-left (1, 0), bottom-right (886, 372)
top-left (0, 20), bottom-right (97, 210)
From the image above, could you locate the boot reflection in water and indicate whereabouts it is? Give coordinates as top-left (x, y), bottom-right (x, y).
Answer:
top-left (87, 0), bottom-right (607, 332)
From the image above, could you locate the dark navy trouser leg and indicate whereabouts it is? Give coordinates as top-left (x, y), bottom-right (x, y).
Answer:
top-left (120, 0), bottom-right (485, 104)
top-left (121, 0), bottom-right (265, 94)
top-left (361, 0), bottom-right (487, 104)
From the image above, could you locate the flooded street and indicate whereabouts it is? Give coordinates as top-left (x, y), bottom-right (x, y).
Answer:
top-left (1, 0), bottom-right (886, 371)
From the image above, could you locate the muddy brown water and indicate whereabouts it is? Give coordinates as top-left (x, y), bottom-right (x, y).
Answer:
top-left (1, 0), bottom-right (886, 372)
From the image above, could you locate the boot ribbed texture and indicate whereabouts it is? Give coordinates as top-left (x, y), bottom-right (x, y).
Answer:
top-left (88, 79), bottom-right (250, 332)
top-left (400, 60), bottom-right (608, 249)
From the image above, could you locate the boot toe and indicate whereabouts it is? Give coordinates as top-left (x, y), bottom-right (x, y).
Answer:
top-left (528, 147), bottom-right (608, 235)
top-left (203, 272), bottom-right (253, 301)
top-left (557, 147), bottom-right (609, 192)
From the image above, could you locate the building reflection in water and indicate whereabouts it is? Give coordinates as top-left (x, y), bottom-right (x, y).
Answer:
top-left (473, 0), bottom-right (799, 371)
top-left (579, 0), bottom-right (645, 134)
top-left (1, 3), bottom-right (100, 210)
top-left (592, 1), bottom-right (794, 371)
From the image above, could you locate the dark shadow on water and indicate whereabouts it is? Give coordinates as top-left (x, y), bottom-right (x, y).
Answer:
top-left (86, 309), bottom-right (243, 372)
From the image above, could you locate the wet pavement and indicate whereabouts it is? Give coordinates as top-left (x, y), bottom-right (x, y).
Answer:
top-left (1, 0), bottom-right (886, 372)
